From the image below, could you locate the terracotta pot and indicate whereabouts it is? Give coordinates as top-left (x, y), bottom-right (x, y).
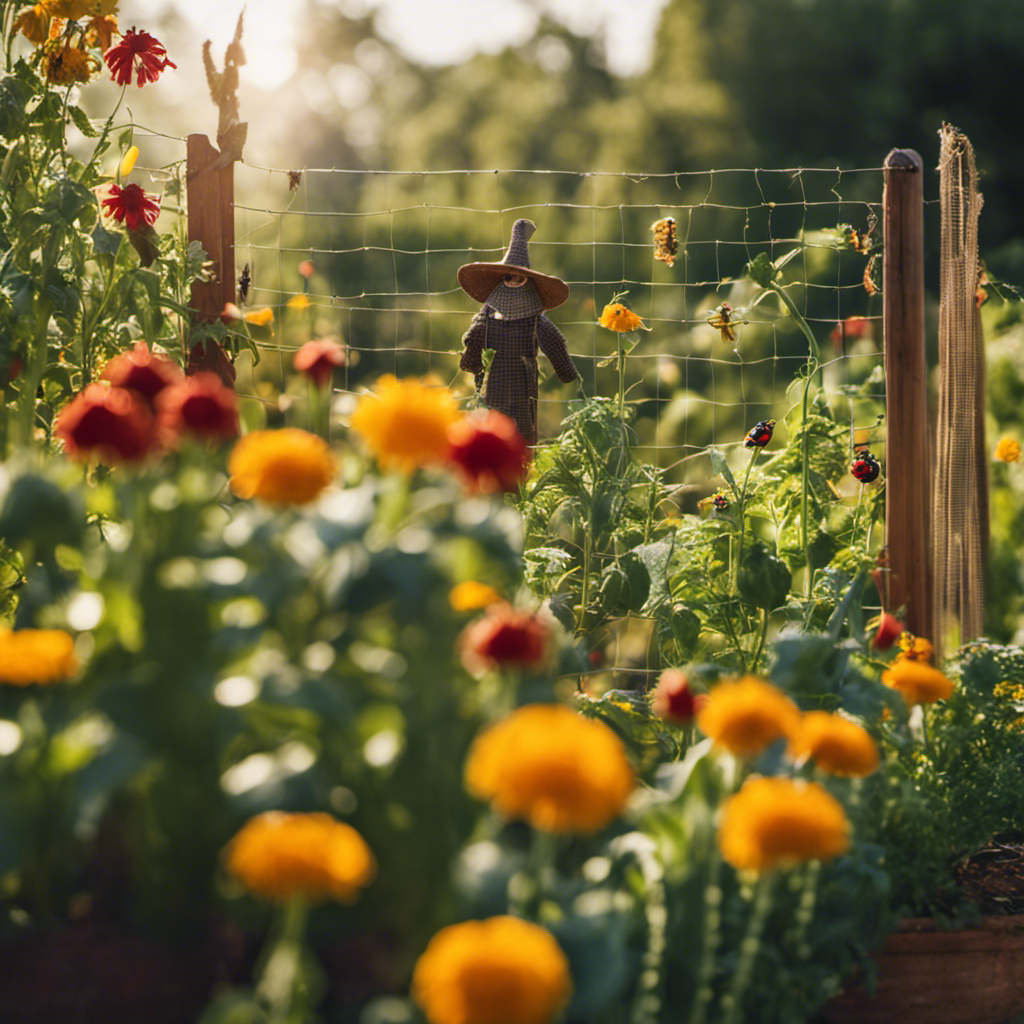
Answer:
top-left (823, 915), bottom-right (1024, 1024)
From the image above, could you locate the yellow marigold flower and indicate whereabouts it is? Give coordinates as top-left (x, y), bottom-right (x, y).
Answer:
top-left (466, 704), bottom-right (634, 834)
top-left (994, 436), bottom-right (1022, 463)
top-left (243, 307), bottom-right (275, 327)
top-left (286, 293), bottom-right (311, 311)
top-left (119, 144), bottom-right (138, 178)
top-left (226, 811), bottom-right (375, 903)
top-left (896, 631), bottom-right (934, 664)
top-left (13, 4), bottom-right (51, 45)
top-left (788, 711), bottom-right (879, 777)
top-left (598, 302), bottom-right (646, 332)
top-left (450, 580), bottom-right (503, 612)
top-left (42, 41), bottom-right (99, 85)
top-left (719, 776), bottom-right (851, 873)
top-left (696, 676), bottom-right (801, 757)
top-left (349, 374), bottom-right (460, 474)
top-left (228, 428), bottom-right (335, 505)
top-left (882, 659), bottom-right (954, 706)
top-left (0, 629), bottom-right (77, 686)
top-left (413, 916), bottom-right (572, 1024)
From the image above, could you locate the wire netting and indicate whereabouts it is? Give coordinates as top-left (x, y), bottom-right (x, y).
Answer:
top-left (229, 160), bottom-right (888, 491)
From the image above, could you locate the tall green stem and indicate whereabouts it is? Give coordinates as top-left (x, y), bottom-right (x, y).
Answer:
top-left (719, 874), bottom-right (777, 1024)
top-left (768, 280), bottom-right (820, 599)
top-left (750, 606), bottom-right (770, 672)
top-left (687, 851), bottom-right (724, 1024)
top-left (731, 446), bottom-right (762, 596)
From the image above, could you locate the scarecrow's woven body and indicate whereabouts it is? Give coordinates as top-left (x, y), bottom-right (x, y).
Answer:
top-left (460, 309), bottom-right (577, 445)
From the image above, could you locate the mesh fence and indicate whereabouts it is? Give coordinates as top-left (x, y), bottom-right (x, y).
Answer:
top-left (228, 160), bottom-right (890, 489)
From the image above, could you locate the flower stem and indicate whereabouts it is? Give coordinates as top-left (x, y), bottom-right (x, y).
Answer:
top-left (731, 445), bottom-right (762, 596)
top-left (687, 850), bottom-right (724, 1024)
top-left (750, 606), bottom-right (770, 672)
top-left (719, 874), bottom-right (776, 1024)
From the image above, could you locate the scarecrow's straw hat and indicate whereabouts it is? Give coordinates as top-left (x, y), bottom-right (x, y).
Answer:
top-left (457, 219), bottom-right (569, 310)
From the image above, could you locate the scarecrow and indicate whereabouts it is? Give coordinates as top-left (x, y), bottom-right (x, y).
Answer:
top-left (458, 219), bottom-right (578, 446)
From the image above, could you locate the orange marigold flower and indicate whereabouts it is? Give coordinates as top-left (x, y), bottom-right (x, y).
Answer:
top-left (696, 676), bottom-right (801, 757)
top-left (101, 182), bottom-right (161, 231)
top-left (459, 602), bottom-right (549, 673)
top-left (449, 581), bottom-right (503, 613)
top-left (788, 711), bottom-right (879, 776)
top-left (896, 632), bottom-right (934, 664)
top-left (718, 777), bottom-right (851, 872)
top-left (226, 812), bottom-right (375, 903)
top-left (882, 659), bottom-right (954, 706)
top-left (652, 669), bottom-right (706, 725)
top-left (349, 375), bottom-right (460, 474)
top-left (55, 384), bottom-right (156, 463)
top-left (104, 27), bottom-right (176, 87)
top-left (412, 916), bottom-right (572, 1024)
top-left (447, 410), bottom-right (529, 494)
top-left (100, 341), bottom-right (182, 403)
top-left (156, 373), bottom-right (239, 444)
top-left (42, 40), bottom-right (100, 85)
top-left (0, 629), bottom-right (77, 686)
top-left (293, 338), bottom-right (345, 388)
top-left (286, 294), bottom-right (311, 312)
top-left (598, 302), bottom-right (646, 332)
top-left (466, 704), bottom-right (634, 834)
top-left (229, 428), bottom-right (335, 505)
top-left (994, 436), bottom-right (1022, 463)
top-left (13, 4), bottom-right (51, 45)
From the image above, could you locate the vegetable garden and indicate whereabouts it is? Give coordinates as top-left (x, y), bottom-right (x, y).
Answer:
top-left (2, 5), bottom-right (1024, 1024)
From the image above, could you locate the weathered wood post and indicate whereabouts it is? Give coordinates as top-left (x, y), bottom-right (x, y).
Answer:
top-left (883, 148), bottom-right (933, 639)
top-left (186, 133), bottom-right (236, 385)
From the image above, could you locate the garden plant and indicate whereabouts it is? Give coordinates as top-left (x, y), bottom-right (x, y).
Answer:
top-left (1, 5), bottom-right (1023, 1024)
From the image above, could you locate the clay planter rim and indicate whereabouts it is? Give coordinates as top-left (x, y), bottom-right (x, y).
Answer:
top-left (823, 913), bottom-right (1024, 1024)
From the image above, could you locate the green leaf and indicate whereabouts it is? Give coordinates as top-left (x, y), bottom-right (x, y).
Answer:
top-left (117, 126), bottom-right (134, 151)
top-left (0, 75), bottom-right (34, 140)
top-left (91, 221), bottom-right (122, 258)
top-left (707, 446), bottom-right (738, 493)
top-left (68, 105), bottom-right (100, 139)
top-left (619, 550), bottom-right (651, 613)
top-left (737, 541), bottom-right (791, 610)
top-left (746, 251), bottom-right (778, 288)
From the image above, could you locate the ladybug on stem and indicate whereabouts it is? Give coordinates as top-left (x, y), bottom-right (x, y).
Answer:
top-left (743, 418), bottom-right (776, 449)
top-left (851, 450), bottom-right (881, 484)
top-left (713, 493), bottom-right (730, 511)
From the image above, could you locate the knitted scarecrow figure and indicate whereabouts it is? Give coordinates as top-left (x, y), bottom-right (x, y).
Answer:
top-left (457, 219), bottom-right (578, 446)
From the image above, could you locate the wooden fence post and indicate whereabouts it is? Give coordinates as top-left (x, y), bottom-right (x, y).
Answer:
top-left (883, 148), bottom-right (933, 640)
top-left (186, 133), bottom-right (236, 385)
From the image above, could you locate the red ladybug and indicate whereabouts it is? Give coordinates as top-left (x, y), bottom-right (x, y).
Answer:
top-left (851, 451), bottom-right (881, 483)
top-left (713, 494), bottom-right (730, 511)
top-left (743, 418), bottom-right (776, 449)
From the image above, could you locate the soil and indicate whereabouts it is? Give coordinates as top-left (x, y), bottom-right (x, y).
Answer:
top-left (953, 839), bottom-right (1024, 915)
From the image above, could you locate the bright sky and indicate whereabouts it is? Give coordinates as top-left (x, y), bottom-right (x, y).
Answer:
top-left (136, 0), bottom-right (670, 89)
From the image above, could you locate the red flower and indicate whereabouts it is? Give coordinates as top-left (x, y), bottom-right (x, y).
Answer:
top-left (829, 316), bottom-right (873, 349)
top-left (156, 373), bottom-right (239, 444)
top-left (101, 342), bottom-right (182, 404)
top-left (101, 183), bottom-right (161, 232)
top-left (293, 338), bottom-right (346, 388)
top-left (459, 603), bottom-right (549, 673)
top-left (104, 27), bottom-right (176, 87)
top-left (872, 611), bottom-right (904, 651)
top-left (446, 411), bottom-right (529, 494)
top-left (652, 670), bottom-right (706, 725)
top-left (55, 384), bottom-right (156, 464)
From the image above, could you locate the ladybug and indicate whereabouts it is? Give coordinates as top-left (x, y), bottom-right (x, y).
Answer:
top-left (851, 451), bottom-right (881, 484)
top-left (743, 418), bottom-right (776, 449)
top-left (713, 494), bottom-right (730, 511)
